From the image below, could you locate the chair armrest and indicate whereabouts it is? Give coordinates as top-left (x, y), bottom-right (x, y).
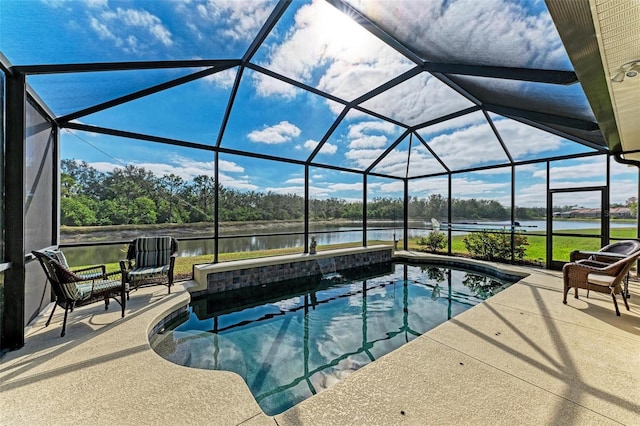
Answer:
top-left (72, 264), bottom-right (106, 274)
top-left (105, 270), bottom-right (122, 279)
top-left (71, 265), bottom-right (108, 280)
top-left (119, 259), bottom-right (132, 272)
top-left (569, 250), bottom-right (592, 262)
top-left (575, 259), bottom-right (610, 268)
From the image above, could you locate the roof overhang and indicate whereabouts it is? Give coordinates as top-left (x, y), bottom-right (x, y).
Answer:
top-left (547, 0), bottom-right (640, 161)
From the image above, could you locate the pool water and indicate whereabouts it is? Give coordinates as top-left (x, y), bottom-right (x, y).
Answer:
top-left (151, 262), bottom-right (519, 415)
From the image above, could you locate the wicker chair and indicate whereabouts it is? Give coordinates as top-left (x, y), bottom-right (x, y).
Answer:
top-left (32, 250), bottom-right (126, 337)
top-left (569, 239), bottom-right (640, 299)
top-left (120, 236), bottom-right (178, 296)
top-left (562, 250), bottom-right (640, 316)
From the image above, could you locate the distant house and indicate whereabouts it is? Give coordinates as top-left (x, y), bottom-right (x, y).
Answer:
top-left (609, 207), bottom-right (633, 218)
top-left (552, 207), bottom-right (634, 219)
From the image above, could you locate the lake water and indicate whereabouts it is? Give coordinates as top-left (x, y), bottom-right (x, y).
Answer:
top-left (61, 219), bottom-right (634, 266)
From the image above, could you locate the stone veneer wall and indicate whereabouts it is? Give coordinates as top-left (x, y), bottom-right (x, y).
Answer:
top-left (204, 248), bottom-right (392, 295)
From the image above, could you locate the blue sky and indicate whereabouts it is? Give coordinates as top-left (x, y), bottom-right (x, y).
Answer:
top-left (2, 0), bottom-right (637, 208)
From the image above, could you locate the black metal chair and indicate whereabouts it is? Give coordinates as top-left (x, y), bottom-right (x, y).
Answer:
top-left (120, 236), bottom-right (178, 296)
top-left (32, 250), bottom-right (126, 337)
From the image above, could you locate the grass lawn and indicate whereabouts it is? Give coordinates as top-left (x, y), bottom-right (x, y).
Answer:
top-left (403, 227), bottom-right (638, 264)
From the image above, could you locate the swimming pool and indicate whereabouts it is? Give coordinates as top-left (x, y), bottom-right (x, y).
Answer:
top-left (151, 262), bottom-right (520, 415)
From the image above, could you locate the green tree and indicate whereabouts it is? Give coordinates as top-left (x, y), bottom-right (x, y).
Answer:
top-left (131, 197), bottom-right (158, 224)
top-left (626, 197), bottom-right (638, 216)
top-left (60, 197), bottom-right (97, 226)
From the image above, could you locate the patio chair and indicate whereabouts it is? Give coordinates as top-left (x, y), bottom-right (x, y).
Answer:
top-left (569, 239), bottom-right (640, 298)
top-left (32, 250), bottom-right (126, 337)
top-left (562, 250), bottom-right (640, 316)
top-left (120, 236), bottom-right (178, 296)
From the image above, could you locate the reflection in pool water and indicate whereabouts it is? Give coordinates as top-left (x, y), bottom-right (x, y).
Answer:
top-left (150, 262), bottom-right (519, 415)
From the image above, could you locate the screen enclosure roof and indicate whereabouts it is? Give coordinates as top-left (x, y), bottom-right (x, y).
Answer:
top-left (0, 0), bottom-right (616, 180)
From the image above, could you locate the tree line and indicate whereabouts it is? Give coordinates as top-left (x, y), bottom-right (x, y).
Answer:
top-left (60, 160), bottom-right (542, 227)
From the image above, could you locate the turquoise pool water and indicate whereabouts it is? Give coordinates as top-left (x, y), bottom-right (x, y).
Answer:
top-left (151, 262), bottom-right (519, 415)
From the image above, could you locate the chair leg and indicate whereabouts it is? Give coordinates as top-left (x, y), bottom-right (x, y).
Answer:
top-left (45, 301), bottom-right (57, 327)
top-left (622, 291), bottom-right (630, 311)
top-left (121, 279), bottom-right (126, 318)
top-left (611, 293), bottom-right (621, 316)
top-left (61, 305), bottom-right (70, 337)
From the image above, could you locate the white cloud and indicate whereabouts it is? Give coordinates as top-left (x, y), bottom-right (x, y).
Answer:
top-left (285, 178), bottom-right (305, 185)
top-left (328, 182), bottom-right (363, 192)
top-left (219, 159), bottom-right (244, 173)
top-left (533, 157), bottom-right (607, 182)
top-left (349, 135), bottom-right (388, 150)
top-left (247, 121), bottom-right (301, 144)
top-left (451, 176), bottom-right (511, 198)
top-left (303, 139), bottom-right (337, 155)
top-left (203, 68), bottom-right (237, 89)
top-left (345, 148), bottom-right (385, 169)
top-left (492, 118), bottom-right (565, 159)
top-left (178, 0), bottom-right (273, 42)
top-left (425, 121), bottom-right (509, 170)
top-left (378, 180), bottom-right (404, 193)
top-left (89, 5), bottom-right (173, 54)
top-left (219, 172), bottom-right (258, 191)
top-left (347, 121), bottom-right (397, 139)
top-left (87, 161), bottom-right (122, 173)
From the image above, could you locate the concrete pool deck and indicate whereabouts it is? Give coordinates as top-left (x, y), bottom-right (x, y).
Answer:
top-left (2, 252), bottom-right (639, 425)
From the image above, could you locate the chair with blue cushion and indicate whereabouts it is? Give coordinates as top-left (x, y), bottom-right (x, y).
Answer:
top-left (44, 248), bottom-right (108, 282)
top-left (120, 236), bottom-right (178, 296)
top-left (32, 250), bottom-right (126, 337)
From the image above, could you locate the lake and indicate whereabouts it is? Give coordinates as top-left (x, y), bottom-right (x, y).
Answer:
top-left (60, 219), bottom-right (634, 266)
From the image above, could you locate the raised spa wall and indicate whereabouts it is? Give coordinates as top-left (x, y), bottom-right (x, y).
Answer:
top-left (190, 245), bottom-right (393, 296)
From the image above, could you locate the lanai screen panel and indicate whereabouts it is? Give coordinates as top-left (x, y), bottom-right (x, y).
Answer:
top-left (408, 177), bottom-right (449, 251)
top-left (359, 72), bottom-right (475, 127)
top-left (222, 68), bottom-right (342, 161)
top-left (447, 75), bottom-right (599, 128)
top-left (319, 109), bottom-right (406, 171)
top-left (0, 0), bottom-right (276, 65)
top-left (81, 68), bottom-right (236, 145)
top-left (489, 112), bottom-right (598, 162)
top-left (514, 163), bottom-right (547, 264)
top-left (252, 0), bottom-right (414, 102)
top-left (609, 157), bottom-right (638, 240)
top-left (549, 156), bottom-right (607, 190)
top-left (406, 135), bottom-right (447, 178)
top-left (0, 71), bottom-right (4, 261)
top-left (25, 101), bottom-right (55, 252)
top-left (418, 111), bottom-right (509, 171)
top-left (26, 68), bottom-right (206, 118)
top-left (309, 167), bottom-right (363, 248)
top-left (451, 169), bottom-right (512, 223)
top-left (60, 131), bottom-right (216, 229)
top-left (366, 176), bottom-right (404, 246)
